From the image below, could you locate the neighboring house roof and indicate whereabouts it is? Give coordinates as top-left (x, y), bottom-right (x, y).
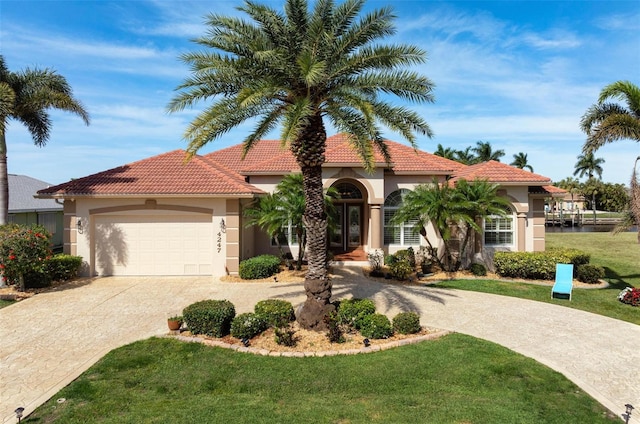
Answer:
top-left (450, 160), bottom-right (552, 185)
top-left (9, 175), bottom-right (62, 213)
top-left (37, 150), bottom-right (265, 198)
top-left (529, 185), bottom-right (567, 197)
top-left (207, 133), bottom-right (465, 175)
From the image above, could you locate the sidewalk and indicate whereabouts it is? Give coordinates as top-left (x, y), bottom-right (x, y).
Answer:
top-left (0, 269), bottom-right (638, 423)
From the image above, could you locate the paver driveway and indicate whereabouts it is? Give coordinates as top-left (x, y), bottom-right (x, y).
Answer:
top-left (1, 267), bottom-right (638, 424)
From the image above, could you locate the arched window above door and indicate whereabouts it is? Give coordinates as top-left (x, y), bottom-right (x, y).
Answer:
top-left (334, 183), bottom-right (362, 199)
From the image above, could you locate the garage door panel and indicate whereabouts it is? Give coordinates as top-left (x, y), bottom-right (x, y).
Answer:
top-left (95, 215), bottom-right (214, 276)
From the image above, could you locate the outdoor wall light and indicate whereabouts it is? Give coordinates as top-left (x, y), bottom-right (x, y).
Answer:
top-left (219, 218), bottom-right (226, 233)
top-left (363, 338), bottom-right (370, 347)
top-left (15, 407), bottom-right (24, 423)
top-left (76, 218), bottom-right (84, 234)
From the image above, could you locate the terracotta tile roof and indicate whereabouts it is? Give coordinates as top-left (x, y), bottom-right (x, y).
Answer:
top-left (530, 185), bottom-right (567, 196)
top-left (450, 160), bottom-right (552, 185)
top-left (37, 150), bottom-right (264, 197)
top-left (207, 133), bottom-right (464, 175)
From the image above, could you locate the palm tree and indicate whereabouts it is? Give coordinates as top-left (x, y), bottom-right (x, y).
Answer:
top-left (391, 181), bottom-right (472, 272)
top-left (574, 152), bottom-right (605, 223)
top-left (573, 152), bottom-right (604, 180)
top-left (0, 56), bottom-right (89, 224)
top-left (434, 143), bottom-right (456, 160)
top-left (454, 179), bottom-right (510, 270)
top-left (581, 80), bottom-right (640, 154)
top-left (510, 152), bottom-right (533, 172)
top-left (167, 0), bottom-right (434, 329)
top-left (471, 141), bottom-right (505, 163)
top-left (454, 146), bottom-right (476, 165)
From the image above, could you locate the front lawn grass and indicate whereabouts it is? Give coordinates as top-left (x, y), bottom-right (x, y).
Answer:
top-left (436, 232), bottom-right (640, 325)
top-left (0, 299), bottom-right (14, 309)
top-left (26, 335), bottom-right (617, 424)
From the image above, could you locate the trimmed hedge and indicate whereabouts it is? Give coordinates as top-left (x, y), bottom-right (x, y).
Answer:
top-left (183, 300), bottom-right (236, 337)
top-left (494, 248), bottom-right (591, 280)
top-left (254, 299), bottom-right (295, 327)
top-left (392, 312), bottom-right (421, 335)
top-left (360, 313), bottom-right (394, 339)
top-left (45, 254), bottom-right (83, 282)
top-left (337, 298), bottom-right (376, 329)
top-left (576, 264), bottom-right (605, 284)
top-left (239, 255), bottom-right (281, 279)
top-left (230, 313), bottom-right (267, 339)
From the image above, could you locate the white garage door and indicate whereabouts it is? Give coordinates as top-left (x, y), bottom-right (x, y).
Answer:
top-left (94, 214), bottom-right (213, 276)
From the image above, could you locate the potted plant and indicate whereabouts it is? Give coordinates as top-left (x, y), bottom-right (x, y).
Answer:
top-left (167, 315), bottom-right (183, 331)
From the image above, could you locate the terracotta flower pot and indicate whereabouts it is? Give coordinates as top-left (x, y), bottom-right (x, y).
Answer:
top-left (167, 319), bottom-right (182, 331)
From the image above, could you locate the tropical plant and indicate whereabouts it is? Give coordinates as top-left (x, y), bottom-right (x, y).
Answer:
top-left (614, 157), bottom-right (640, 243)
top-left (471, 141), bottom-right (504, 163)
top-left (574, 152), bottom-right (605, 222)
top-left (581, 80), bottom-right (640, 154)
top-left (510, 152), bottom-right (533, 172)
top-left (454, 146), bottom-right (476, 165)
top-left (390, 180), bottom-right (472, 271)
top-left (167, 0), bottom-right (434, 329)
top-left (555, 177), bottom-right (581, 211)
top-left (433, 143), bottom-right (456, 160)
top-left (0, 56), bottom-right (90, 224)
top-left (0, 224), bottom-right (52, 290)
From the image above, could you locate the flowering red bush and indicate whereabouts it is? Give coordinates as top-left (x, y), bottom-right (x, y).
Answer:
top-left (0, 224), bottom-right (52, 290)
top-left (618, 287), bottom-right (640, 307)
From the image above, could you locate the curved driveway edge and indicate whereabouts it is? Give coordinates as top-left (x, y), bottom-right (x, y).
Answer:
top-left (1, 268), bottom-right (638, 424)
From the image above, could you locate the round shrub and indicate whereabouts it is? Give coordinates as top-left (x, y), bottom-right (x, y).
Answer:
top-left (576, 264), bottom-right (605, 284)
top-left (230, 313), bottom-right (268, 339)
top-left (254, 299), bottom-right (295, 327)
top-left (389, 259), bottom-right (413, 280)
top-left (337, 298), bottom-right (376, 329)
top-left (392, 312), bottom-right (421, 335)
top-left (183, 299), bottom-right (236, 337)
top-left (469, 263), bottom-right (487, 276)
top-left (360, 313), bottom-right (393, 339)
top-left (239, 255), bottom-right (281, 279)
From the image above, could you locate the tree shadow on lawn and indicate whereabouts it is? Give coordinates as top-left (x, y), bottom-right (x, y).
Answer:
top-left (602, 267), bottom-right (640, 289)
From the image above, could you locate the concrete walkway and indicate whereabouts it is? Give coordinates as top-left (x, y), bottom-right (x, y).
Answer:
top-left (1, 268), bottom-right (638, 423)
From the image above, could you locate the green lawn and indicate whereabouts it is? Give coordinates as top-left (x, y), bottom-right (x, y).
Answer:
top-left (436, 232), bottom-right (640, 325)
top-left (26, 335), bottom-right (617, 424)
top-left (0, 299), bottom-right (14, 309)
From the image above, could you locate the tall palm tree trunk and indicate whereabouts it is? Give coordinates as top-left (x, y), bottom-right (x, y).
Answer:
top-left (0, 131), bottom-right (8, 225)
top-left (292, 116), bottom-right (334, 330)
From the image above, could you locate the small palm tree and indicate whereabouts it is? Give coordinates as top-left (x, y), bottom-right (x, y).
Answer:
top-left (574, 152), bottom-right (604, 180)
top-left (168, 0), bottom-right (434, 329)
top-left (454, 146), bottom-right (476, 165)
top-left (0, 56), bottom-right (89, 223)
top-left (581, 80), bottom-right (640, 154)
top-left (434, 143), bottom-right (456, 160)
top-left (510, 152), bottom-right (533, 172)
top-left (472, 141), bottom-right (505, 163)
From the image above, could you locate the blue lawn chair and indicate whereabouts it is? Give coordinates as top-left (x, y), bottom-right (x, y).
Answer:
top-left (551, 264), bottom-right (574, 300)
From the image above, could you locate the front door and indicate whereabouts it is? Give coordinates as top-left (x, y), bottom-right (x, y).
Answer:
top-left (330, 203), bottom-right (362, 252)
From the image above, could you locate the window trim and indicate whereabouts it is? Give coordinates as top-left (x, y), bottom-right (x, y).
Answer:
top-left (383, 189), bottom-right (420, 247)
top-left (483, 212), bottom-right (515, 248)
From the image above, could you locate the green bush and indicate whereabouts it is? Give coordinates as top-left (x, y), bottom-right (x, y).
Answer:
top-left (0, 224), bottom-right (52, 289)
top-left (360, 313), bottom-right (394, 339)
top-left (384, 254), bottom-right (397, 266)
top-left (494, 249), bottom-right (591, 280)
top-left (324, 311), bottom-right (345, 343)
top-left (274, 325), bottom-right (297, 346)
top-left (337, 298), bottom-right (376, 329)
top-left (230, 313), bottom-right (268, 339)
top-left (576, 264), bottom-right (605, 284)
top-left (392, 312), bottom-right (421, 335)
top-left (254, 299), bottom-right (295, 327)
top-left (45, 254), bottom-right (83, 282)
top-left (239, 255), bottom-right (281, 279)
top-left (396, 248), bottom-right (416, 269)
top-left (469, 263), bottom-right (487, 276)
top-left (183, 300), bottom-right (236, 337)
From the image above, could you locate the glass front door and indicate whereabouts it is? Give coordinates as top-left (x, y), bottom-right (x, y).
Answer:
top-left (331, 203), bottom-right (362, 251)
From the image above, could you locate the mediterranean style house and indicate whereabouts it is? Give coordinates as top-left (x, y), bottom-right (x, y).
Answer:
top-left (37, 134), bottom-right (564, 277)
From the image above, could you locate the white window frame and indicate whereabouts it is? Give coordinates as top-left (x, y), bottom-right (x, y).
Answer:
top-left (383, 189), bottom-right (420, 247)
top-left (484, 212), bottom-right (515, 248)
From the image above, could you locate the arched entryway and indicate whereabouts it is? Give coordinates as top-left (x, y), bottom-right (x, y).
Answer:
top-left (330, 181), bottom-right (368, 260)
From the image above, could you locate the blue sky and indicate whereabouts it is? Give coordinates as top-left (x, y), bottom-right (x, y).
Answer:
top-left (1, 0), bottom-right (639, 185)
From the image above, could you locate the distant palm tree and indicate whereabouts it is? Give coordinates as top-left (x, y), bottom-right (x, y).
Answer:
top-left (434, 143), bottom-right (456, 160)
top-left (454, 146), bottom-right (476, 165)
top-left (0, 56), bottom-right (89, 224)
top-left (573, 152), bottom-right (604, 180)
top-left (555, 177), bottom-right (581, 211)
top-left (510, 152), bottom-right (533, 172)
top-left (471, 141), bottom-right (505, 163)
top-left (581, 80), bottom-right (640, 154)
top-left (168, 0), bottom-right (435, 329)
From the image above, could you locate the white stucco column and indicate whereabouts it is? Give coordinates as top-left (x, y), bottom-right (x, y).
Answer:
top-left (370, 204), bottom-right (382, 249)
